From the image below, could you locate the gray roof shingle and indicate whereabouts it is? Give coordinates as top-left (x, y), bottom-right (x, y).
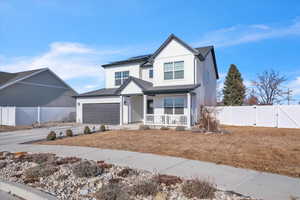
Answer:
top-left (0, 68), bottom-right (47, 88)
top-left (76, 76), bottom-right (201, 97)
top-left (75, 88), bottom-right (119, 97)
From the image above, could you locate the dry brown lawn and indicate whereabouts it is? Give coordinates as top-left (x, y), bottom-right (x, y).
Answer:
top-left (38, 126), bottom-right (300, 178)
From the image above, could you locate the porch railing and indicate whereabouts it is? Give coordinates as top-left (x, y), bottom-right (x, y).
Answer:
top-left (145, 114), bottom-right (188, 126)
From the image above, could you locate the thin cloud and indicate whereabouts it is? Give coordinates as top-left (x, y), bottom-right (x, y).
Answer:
top-left (0, 42), bottom-right (137, 92)
top-left (195, 18), bottom-right (300, 47)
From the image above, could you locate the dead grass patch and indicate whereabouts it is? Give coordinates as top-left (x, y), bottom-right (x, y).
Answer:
top-left (37, 126), bottom-right (300, 178)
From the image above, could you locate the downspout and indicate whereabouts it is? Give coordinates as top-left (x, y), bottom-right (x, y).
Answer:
top-left (193, 57), bottom-right (196, 85)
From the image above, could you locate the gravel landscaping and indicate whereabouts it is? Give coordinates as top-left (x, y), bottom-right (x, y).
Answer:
top-left (0, 151), bottom-right (257, 200)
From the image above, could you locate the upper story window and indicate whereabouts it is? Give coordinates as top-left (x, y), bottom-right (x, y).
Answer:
top-left (149, 68), bottom-right (153, 78)
top-left (164, 61), bottom-right (184, 80)
top-left (115, 71), bottom-right (129, 86)
top-left (164, 97), bottom-right (184, 115)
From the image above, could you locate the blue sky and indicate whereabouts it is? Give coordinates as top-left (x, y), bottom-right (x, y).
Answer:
top-left (1, 0), bottom-right (300, 103)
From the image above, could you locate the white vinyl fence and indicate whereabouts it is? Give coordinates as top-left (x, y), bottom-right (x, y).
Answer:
top-left (0, 107), bottom-right (16, 126)
top-left (214, 105), bottom-right (300, 129)
top-left (0, 106), bottom-right (76, 126)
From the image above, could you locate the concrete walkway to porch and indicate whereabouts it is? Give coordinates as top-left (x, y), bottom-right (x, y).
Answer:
top-left (0, 141), bottom-right (299, 200)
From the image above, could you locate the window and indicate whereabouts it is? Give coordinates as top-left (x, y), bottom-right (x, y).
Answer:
top-left (115, 71), bottom-right (129, 86)
top-left (149, 68), bottom-right (153, 78)
top-left (164, 97), bottom-right (184, 115)
top-left (164, 61), bottom-right (184, 80)
top-left (147, 100), bottom-right (154, 114)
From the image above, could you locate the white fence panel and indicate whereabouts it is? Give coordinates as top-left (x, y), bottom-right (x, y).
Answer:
top-left (40, 107), bottom-right (75, 123)
top-left (15, 107), bottom-right (75, 126)
top-left (15, 107), bottom-right (38, 126)
top-left (256, 106), bottom-right (276, 127)
top-left (214, 105), bottom-right (300, 129)
top-left (0, 107), bottom-right (16, 126)
top-left (215, 106), bottom-right (232, 125)
top-left (278, 105), bottom-right (300, 128)
top-left (231, 106), bottom-right (255, 126)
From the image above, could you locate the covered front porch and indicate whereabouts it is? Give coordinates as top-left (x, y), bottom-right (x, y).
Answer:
top-left (120, 93), bottom-right (193, 128)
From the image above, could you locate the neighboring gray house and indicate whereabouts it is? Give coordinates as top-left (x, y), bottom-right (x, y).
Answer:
top-left (0, 68), bottom-right (77, 107)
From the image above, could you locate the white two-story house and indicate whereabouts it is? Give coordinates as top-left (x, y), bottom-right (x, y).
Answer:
top-left (75, 34), bottom-right (219, 128)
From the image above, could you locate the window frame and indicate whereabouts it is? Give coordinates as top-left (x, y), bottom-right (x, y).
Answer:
top-left (164, 97), bottom-right (185, 115)
top-left (163, 61), bottom-right (184, 80)
top-left (149, 68), bottom-right (153, 79)
top-left (115, 71), bottom-right (129, 86)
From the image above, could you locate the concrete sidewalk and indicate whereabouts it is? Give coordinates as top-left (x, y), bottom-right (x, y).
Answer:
top-left (0, 143), bottom-right (299, 200)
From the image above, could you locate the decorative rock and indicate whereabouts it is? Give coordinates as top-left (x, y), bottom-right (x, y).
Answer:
top-left (154, 192), bottom-right (167, 200)
top-left (14, 152), bottom-right (27, 159)
top-left (79, 189), bottom-right (89, 196)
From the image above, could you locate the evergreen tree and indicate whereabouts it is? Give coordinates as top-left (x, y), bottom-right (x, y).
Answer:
top-left (223, 64), bottom-right (246, 105)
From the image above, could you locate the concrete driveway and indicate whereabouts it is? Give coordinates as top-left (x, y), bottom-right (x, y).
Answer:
top-left (0, 125), bottom-right (89, 146)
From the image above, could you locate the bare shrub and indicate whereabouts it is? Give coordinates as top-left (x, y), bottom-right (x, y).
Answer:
top-left (53, 157), bottom-right (81, 165)
top-left (99, 125), bottom-right (106, 132)
top-left (47, 131), bottom-right (56, 140)
top-left (153, 174), bottom-right (182, 186)
top-left (56, 174), bottom-right (69, 181)
top-left (182, 178), bottom-right (216, 199)
top-left (175, 126), bottom-right (185, 131)
top-left (131, 178), bottom-right (160, 197)
top-left (160, 126), bottom-right (169, 130)
top-left (72, 161), bottom-right (103, 178)
top-left (108, 178), bottom-right (123, 184)
top-left (95, 183), bottom-right (131, 200)
top-left (66, 129), bottom-right (73, 137)
top-left (25, 164), bottom-right (58, 179)
top-left (0, 161), bottom-right (7, 168)
top-left (97, 161), bottom-right (113, 169)
top-left (117, 168), bottom-right (138, 178)
top-left (139, 125), bottom-right (150, 130)
top-left (84, 126), bottom-right (91, 134)
top-left (14, 153), bottom-right (56, 164)
top-left (198, 106), bottom-right (220, 132)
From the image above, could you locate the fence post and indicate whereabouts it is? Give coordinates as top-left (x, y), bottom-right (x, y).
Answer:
top-left (254, 105), bottom-right (257, 127)
top-left (37, 106), bottom-right (41, 125)
top-left (276, 105), bottom-right (279, 128)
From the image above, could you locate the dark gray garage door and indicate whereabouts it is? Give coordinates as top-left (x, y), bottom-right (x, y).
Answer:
top-left (83, 103), bottom-right (120, 124)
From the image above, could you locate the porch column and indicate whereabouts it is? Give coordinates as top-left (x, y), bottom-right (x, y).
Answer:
top-left (120, 95), bottom-right (123, 125)
top-left (187, 93), bottom-right (191, 128)
top-left (143, 94), bottom-right (147, 124)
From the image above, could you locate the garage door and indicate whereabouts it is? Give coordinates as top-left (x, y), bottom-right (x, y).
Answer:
top-left (83, 103), bottom-right (120, 124)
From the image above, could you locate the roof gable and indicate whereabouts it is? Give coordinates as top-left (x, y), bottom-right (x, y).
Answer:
top-left (116, 76), bottom-right (153, 94)
top-left (121, 81), bottom-right (143, 95)
top-left (148, 34), bottom-right (198, 62)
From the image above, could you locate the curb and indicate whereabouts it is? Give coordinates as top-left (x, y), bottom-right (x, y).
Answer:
top-left (0, 180), bottom-right (57, 200)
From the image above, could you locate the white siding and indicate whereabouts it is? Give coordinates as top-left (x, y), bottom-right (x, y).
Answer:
top-left (153, 39), bottom-right (195, 87)
top-left (76, 97), bottom-right (120, 123)
top-left (140, 67), bottom-right (153, 83)
top-left (104, 63), bottom-right (141, 88)
top-left (121, 81), bottom-right (142, 95)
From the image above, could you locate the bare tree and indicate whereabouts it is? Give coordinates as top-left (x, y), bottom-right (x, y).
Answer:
top-left (252, 70), bottom-right (286, 105)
